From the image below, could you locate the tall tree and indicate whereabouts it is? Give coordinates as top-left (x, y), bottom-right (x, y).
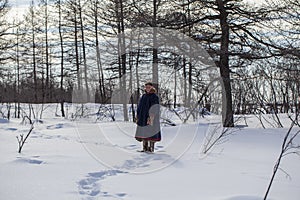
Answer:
top-left (116, 0), bottom-right (129, 121)
top-left (55, 0), bottom-right (66, 116)
top-left (30, 0), bottom-right (38, 103)
top-left (129, 0), bottom-right (174, 89)
top-left (41, 0), bottom-right (51, 102)
top-left (176, 0), bottom-right (286, 126)
top-left (78, 0), bottom-right (90, 101)
top-left (216, 0), bottom-right (233, 127)
top-left (88, 0), bottom-right (106, 102)
top-left (65, 0), bottom-right (82, 91)
top-left (152, 0), bottom-right (159, 88)
top-left (0, 0), bottom-right (11, 64)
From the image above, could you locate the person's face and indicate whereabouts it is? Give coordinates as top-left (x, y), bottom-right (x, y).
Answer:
top-left (145, 85), bottom-right (153, 93)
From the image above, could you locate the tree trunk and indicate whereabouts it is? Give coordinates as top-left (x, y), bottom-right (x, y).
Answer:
top-left (187, 61), bottom-right (192, 107)
top-left (186, 0), bottom-right (192, 108)
top-left (115, 0), bottom-right (128, 121)
top-left (79, 0), bottom-right (90, 102)
top-left (44, 1), bottom-right (50, 102)
top-left (152, 0), bottom-right (159, 89)
top-left (129, 50), bottom-right (135, 122)
top-left (120, 0), bottom-right (128, 121)
top-left (16, 27), bottom-right (21, 118)
top-left (135, 48), bottom-right (141, 103)
top-left (30, 2), bottom-right (38, 103)
top-left (183, 58), bottom-right (187, 106)
top-left (74, 5), bottom-right (81, 90)
top-left (217, 0), bottom-right (234, 127)
top-left (174, 58), bottom-right (177, 108)
top-left (94, 1), bottom-right (105, 102)
top-left (58, 0), bottom-right (65, 117)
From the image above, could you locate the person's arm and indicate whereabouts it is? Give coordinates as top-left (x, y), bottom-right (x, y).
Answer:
top-left (136, 95), bottom-right (144, 123)
top-left (136, 95), bottom-right (142, 115)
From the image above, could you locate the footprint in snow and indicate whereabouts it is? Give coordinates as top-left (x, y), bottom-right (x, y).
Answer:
top-left (46, 123), bottom-right (66, 130)
top-left (15, 156), bottom-right (44, 165)
top-left (124, 144), bottom-right (138, 150)
top-left (6, 127), bottom-right (18, 131)
top-left (224, 195), bottom-right (263, 200)
top-left (78, 170), bottom-right (127, 199)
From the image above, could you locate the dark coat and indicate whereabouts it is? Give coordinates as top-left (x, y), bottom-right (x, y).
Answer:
top-left (135, 91), bottom-right (161, 142)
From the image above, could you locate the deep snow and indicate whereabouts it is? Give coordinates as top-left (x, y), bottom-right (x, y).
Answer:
top-left (0, 104), bottom-right (299, 200)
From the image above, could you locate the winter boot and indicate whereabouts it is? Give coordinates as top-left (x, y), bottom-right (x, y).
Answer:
top-left (142, 140), bottom-right (149, 152)
top-left (149, 141), bottom-right (155, 152)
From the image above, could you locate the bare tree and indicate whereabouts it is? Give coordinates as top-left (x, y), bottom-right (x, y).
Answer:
top-left (89, 0), bottom-right (106, 102)
top-left (117, 0), bottom-right (129, 121)
top-left (264, 115), bottom-right (300, 200)
top-left (78, 0), bottom-right (90, 102)
top-left (0, 0), bottom-right (12, 64)
top-left (40, 0), bottom-right (51, 102)
top-left (65, 0), bottom-right (83, 91)
top-left (56, 0), bottom-right (66, 117)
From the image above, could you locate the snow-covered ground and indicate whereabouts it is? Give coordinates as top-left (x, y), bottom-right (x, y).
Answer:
top-left (0, 104), bottom-right (299, 200)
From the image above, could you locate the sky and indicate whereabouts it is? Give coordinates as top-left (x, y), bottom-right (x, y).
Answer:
top-left (8, 0), bottom-right (266, 9)
top-left (9, 0), bottom-right (32, 7)
top-left (7, 0), bottom-right (31, 22)
top-left (7, 0), bottom-right (266, 23)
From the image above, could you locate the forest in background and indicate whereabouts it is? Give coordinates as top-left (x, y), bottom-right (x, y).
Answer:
top-left (0, 0), bottom-right (299, 126)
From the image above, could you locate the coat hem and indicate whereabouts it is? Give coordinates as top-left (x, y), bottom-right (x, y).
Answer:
top-left (135, 137), bottom-right (161, 142)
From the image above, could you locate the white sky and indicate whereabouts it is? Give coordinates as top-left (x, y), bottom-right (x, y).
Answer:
top-left (7, 0), bottom-right (266, 23)
top-left (9, 0), bottom-right (32, 7)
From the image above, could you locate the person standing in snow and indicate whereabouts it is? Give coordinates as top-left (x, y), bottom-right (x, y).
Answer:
top-left (135, 82), bottom-right (161, 152)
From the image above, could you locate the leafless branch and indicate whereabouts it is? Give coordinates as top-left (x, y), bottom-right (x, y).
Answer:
top-left (16, 124), bottom-right (34, 153)
top-left (264, 116), bottom-right (300, 200)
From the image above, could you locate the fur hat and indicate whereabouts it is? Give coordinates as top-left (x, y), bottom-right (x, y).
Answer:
top-left (145, 82), bottom-right (153, 86)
